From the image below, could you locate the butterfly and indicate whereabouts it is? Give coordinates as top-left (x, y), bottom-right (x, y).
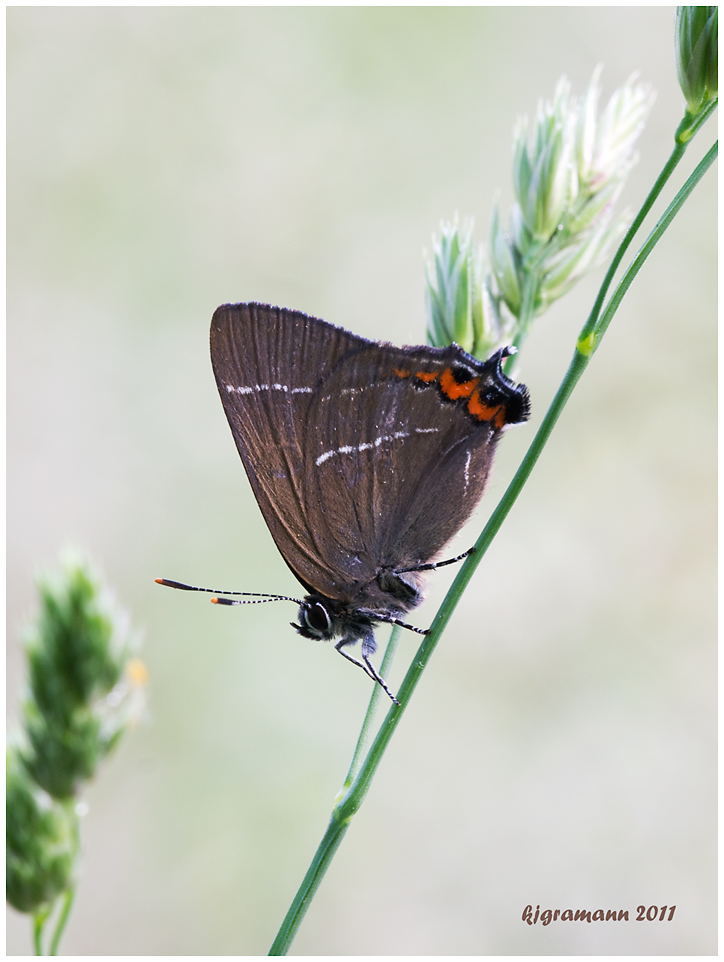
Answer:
top-left (158, 302), bottom-right (530, 702)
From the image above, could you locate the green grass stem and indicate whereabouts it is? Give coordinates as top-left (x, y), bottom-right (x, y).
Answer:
top-left (49, 886), bottom-right (75, 956)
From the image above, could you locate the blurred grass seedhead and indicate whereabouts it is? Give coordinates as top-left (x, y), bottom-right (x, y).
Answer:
top-left (20, 552), bottom-right (136, 799)
top-left (6, 551), bottom-right (146, 954)
top-left (6, 751), bottom-right (75, 915)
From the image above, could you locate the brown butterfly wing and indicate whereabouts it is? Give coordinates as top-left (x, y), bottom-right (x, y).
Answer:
top-left (211, 303), bottom-right (529, 611)
top-left (301, 344), bottom-right (510, 610)
top-left (210, 302), bottom-right (370, 597)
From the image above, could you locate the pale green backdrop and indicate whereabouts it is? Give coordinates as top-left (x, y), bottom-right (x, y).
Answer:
top-left (7, 7), bottom-right (716, 955)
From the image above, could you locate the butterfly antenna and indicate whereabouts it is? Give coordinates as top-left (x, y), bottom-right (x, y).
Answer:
top-left (155, 578), bottom-right (302, 605)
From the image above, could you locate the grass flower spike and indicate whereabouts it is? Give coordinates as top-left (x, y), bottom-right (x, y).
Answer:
top-left (6, 551), bottom-right (146, 955)
top-left (425, 217), bottom-right (513, 359)
top-left (512, 76), bottom-right (576, 244)
top-left (427, 70), bottom-right (653, 366)
top-left (21, 555), bottom-right (135, 799)
top-left (676, 6), bottom-right (718, 113)
top-left (493, 68), bottom-right (654, 353)
top-left (675, 6), bottom-right (718, 142)
top-left (6, 750), bottom-right (76, 915)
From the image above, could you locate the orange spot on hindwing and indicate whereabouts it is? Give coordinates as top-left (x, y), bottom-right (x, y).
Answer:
top-left (468, 389), bottom-right (501, 423)
top-left (391, 361), bottom-right (512, 428)
top-left (439, 367), bottom-right (480, 400)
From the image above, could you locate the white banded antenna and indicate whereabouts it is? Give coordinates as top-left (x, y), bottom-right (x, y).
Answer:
top-left (155, 578), bottom-right (302, 606)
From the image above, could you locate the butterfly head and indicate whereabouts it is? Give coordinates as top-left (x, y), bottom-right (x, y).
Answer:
top-left (293, 598), bottom-right (334, 640)
top-left (292, 594), bottom-right (380, 643)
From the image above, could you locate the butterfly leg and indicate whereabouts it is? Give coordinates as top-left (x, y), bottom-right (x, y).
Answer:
top-left (395, 545), bottom-right (476, 574)
top-left (335, 633), bottom-right (400, 705)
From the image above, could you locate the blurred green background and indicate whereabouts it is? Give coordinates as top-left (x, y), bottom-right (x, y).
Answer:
top-left (7, 7), bottom-right (716, 955)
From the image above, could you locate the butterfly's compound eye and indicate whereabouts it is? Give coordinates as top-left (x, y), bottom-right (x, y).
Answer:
top-left (303, 601), bottom-right (332, 637)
